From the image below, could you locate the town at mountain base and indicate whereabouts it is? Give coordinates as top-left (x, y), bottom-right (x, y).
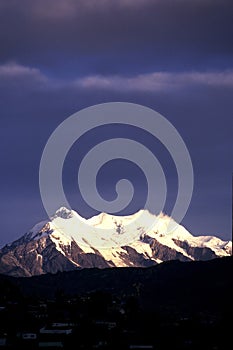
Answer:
top-left (0, 257), bottom-right (232, 350)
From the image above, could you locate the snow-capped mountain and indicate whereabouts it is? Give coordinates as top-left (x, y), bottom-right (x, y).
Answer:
top-left (0, 207), bottom-right (231, 277)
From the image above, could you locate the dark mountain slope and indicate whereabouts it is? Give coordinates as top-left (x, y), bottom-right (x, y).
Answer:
top-left (0, 257), bottom-right (232, 313)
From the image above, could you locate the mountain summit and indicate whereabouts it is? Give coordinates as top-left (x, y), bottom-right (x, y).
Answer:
top-left (0, 207), bottom-right (231, 277)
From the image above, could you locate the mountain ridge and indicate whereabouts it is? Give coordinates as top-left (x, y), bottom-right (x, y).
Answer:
top-left (0, 207), bottom-right (231, 277)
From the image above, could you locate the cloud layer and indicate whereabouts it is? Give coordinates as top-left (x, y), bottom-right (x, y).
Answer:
top-left (78, 71), bottom-right (233, 91)
top-left (1, 62), bottom-right (233, 93)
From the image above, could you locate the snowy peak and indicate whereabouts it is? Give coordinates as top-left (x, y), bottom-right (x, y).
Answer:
top-left (52, 207), bottom-right (75, 220)
top-left (0, 207), bottom-right (231, 277)
top-left (87, 209), bottom-right (145, 228)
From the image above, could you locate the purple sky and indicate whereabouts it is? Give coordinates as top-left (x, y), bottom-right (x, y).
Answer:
top-left (0, 0), bottom-right (233, 246)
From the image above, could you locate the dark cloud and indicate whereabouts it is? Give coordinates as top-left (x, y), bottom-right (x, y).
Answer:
top-left (0, 0), bottom-right (232, 74)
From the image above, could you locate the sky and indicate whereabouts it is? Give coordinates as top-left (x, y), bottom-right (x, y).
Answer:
top-left (0, 0), bottom-right (233, 246)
